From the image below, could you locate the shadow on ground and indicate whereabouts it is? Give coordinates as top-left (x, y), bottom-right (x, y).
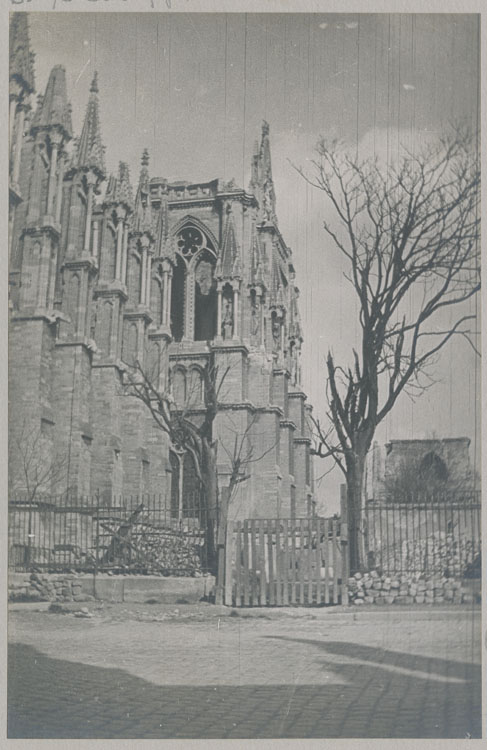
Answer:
top-left (8, 642), bottom-right (481, 739)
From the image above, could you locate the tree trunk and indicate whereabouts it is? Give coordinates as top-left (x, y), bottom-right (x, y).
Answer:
top-left (201, 438), bottom-right (219, 574)
top-left (346, 452), bottom-right (367, 574)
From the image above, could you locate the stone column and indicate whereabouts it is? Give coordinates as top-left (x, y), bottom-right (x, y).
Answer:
top-left (178, 453), bottom-right (184, 521)
top-left (47, 133), bottom-right (62, 218)
top-left (83, 174), bottom-right (96, 253)
top-left (140, 241), bottom-right (148, 304)
top-left (92, 221), bottom-right (100, 262)
top-left (260, 295), bottom-right (265, 347)
top-left (145, 245), bottom-right (153, 306)
top-left (162, 267), bottom-right (172, 328)
top-left (216, 285), bottom-right (223, 339)
top-left (185, 272), bottom-right (195, 340)
top-left (232, 285), bottom-right (240, 338)
top-left (9, 95), bottom-right (18, 151)
top-left (11, 104), bottom-right (25, 186)
top-left (114, 209), bottom-right (125, 280)
top-left (121, 224), bottom-right (129, 284)
top-left (54, 152), bottom-right (65, 225)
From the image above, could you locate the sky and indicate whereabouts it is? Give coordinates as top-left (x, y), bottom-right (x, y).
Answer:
top-left (26, 12), bottom-right (480, 512)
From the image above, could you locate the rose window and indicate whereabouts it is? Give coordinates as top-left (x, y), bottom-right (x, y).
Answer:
top-left (177, 227), bottom-right (204, 258)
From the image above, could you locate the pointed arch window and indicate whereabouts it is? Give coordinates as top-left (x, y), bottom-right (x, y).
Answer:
top-left (171, 255), bottom-right (186, 342)
top-left (150, 268), bottom-right (163, 327)
top-left (171, 366), bottom-right (186, 407)
top-left (194, 250), bottom-right (217, 341)
top-left (170, 223), bottom-right (217, 342)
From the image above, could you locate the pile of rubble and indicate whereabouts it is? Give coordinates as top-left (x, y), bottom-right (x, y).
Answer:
top-left (379, 534), bottom-right (479, 577)
top-left (347, 570), bottom-right (478, 605)
top-left (8, 572), bottom-right (94, 603)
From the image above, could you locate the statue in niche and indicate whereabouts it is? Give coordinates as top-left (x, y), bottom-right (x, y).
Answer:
top-left (290, 346), bottom-right (297, 383)
top-left (89, 308), bottom-right (97, 341)
top-left (194, 259), bottom-right (214, 296)
top-left (263, 179), bottom-right (274, 221)
top-left (222, 297), bottom-right (233, 340)
top-left (272, 316), bottom-right (281, 349)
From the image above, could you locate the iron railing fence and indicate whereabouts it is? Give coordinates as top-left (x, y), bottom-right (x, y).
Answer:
top-left (365, 493), bottom-right (481, 577)
top-left (8, 494), bottom-right (218, 576)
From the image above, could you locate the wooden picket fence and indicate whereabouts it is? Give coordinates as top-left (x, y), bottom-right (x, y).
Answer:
top-left (222, 517), bottom-right (349, 607)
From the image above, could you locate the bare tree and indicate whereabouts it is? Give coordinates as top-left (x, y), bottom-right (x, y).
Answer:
top-left (218, 414), bottom-right (278, 519)
top-left (9, 420), bottom-right (68, 502)
top-left (123, 353), bottom-right (229, 570)
top-left (298, 126), bottom-right (480, 572)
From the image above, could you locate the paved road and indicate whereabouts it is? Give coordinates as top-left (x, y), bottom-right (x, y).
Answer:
top-left (8, 603), bottom-right (481, 739)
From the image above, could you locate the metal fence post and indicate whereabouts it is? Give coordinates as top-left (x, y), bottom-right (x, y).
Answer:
top-left (93, 490), bottom-right (100, 599)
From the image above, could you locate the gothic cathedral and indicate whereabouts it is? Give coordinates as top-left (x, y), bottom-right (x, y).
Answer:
top-left (9, 14), bottom-right (315, 520)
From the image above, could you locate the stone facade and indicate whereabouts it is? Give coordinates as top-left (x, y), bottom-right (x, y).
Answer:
top-left (8, 14), bottom-right (314, 521)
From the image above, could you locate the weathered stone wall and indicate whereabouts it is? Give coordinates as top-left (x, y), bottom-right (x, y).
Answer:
top-left (9, 52), bottom-right (316, 523)
top-left (90, 365), bottom-right (124, 501)
top-left (52, 342), bottom-right (93, 498)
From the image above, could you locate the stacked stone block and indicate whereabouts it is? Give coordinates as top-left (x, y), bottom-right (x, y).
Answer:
top-left (347, 570), bottom-right (480, 606)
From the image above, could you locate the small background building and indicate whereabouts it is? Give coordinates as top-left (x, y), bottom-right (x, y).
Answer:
top-left (367, 437), bottom-right (476, 502)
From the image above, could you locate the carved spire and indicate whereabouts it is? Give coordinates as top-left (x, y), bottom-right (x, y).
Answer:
top-left (105, 161), bottom-right (134, 212)
top-left (75, 72), bottom-right (105, 178)
top-left (30, 65), bottom-right (72, 141)
top-left (260, 121), bottom-right (272, 178)
top-left (116, 162), bottom-right (133, 208)
top-left (219, 205), bottom-right (240, 279)
top-left (139, 148), bottom-right (150, 194)
top-left (132, 149), bottom-right (155, 237)
top-left (10, 13), bottom-right (35, 95)
top-left (250, 121), bottom-right (277, 224)
top-left (141, 200), bottom-right (156, 240)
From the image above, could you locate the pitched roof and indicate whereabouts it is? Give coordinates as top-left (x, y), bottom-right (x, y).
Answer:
top-left (31, 65), bottom-right (72, 139)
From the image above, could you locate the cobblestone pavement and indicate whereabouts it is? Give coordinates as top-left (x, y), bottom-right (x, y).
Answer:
top-left (8, 603), bottom-right (481, 739)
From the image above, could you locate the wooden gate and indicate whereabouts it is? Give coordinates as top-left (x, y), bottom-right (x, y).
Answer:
top-left (222, 517), bottom-right (349, 607)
